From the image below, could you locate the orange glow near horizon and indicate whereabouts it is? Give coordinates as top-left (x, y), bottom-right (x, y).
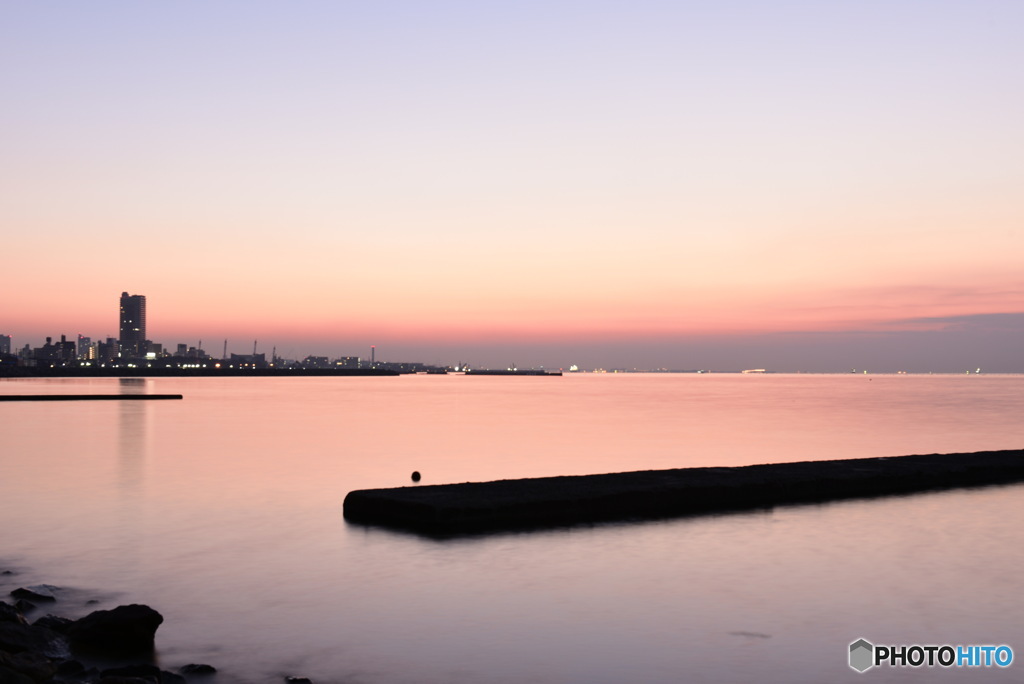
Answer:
top-left (8, 264), bottom-right (1018, 353)
top-left (4, 2), bottom-right (1023, 369)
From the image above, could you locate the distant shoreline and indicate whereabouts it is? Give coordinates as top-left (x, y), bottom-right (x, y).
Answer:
top-left (0, 367), bottom-right (400, 378)
top-left (1, 367), bottom-right (1018, 379)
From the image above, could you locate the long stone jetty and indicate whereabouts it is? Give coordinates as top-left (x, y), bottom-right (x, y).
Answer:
top-left (344, 449), bottom-right (1024, 534)
top-left (0, 394), bottom-right (183, 401)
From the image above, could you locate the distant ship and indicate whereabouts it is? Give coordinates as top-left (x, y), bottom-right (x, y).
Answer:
top-left (741, 369), bottom-right (767, 374)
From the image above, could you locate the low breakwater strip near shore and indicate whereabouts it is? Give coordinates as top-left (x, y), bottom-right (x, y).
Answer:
top-left (0, 394), bottom-right (184, 401)
top-left (344, 449), bottom-right (1024, 534)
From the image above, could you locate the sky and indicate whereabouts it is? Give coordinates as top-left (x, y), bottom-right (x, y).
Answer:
top-left (2, 1), bottom-right (1022, 371)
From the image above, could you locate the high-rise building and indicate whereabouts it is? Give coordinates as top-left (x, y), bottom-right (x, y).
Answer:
top-left (119, 292), bottom-right (147, 357)
top-left (77, 334), bottom-right (92, 361)
top-left (0, 334), bottom-right (11, 355)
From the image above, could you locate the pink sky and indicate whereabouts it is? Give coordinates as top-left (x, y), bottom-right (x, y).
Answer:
top-left (2, 3), bottom-right (1022, 370)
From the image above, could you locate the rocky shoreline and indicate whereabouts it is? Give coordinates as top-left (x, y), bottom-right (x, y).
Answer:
top-left (0, 577), bottom-right (313, 684)
top-left (0, 579), bottom-right (210, 684)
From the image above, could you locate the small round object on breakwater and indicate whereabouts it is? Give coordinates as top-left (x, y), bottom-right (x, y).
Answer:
top-left (411, 471), bottom-right (421, 482)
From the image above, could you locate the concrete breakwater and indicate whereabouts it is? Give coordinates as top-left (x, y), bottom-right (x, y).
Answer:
top-left (463, 369), bottom-right (562, 376)
top-left (0, 394), bottom-right (184, 401)
top-left (344, 449), bottom-right (1024, 534)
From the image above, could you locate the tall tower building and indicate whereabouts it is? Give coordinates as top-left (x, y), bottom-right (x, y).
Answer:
top-left (0, 334), bottom-right (11, 355)
top-left (119, 292), bottom-right (147, 357)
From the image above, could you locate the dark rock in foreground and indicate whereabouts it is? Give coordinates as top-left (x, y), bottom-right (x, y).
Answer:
top-left (68, 605), bottom-right (163, 655)
top-left (12, 602), bottom-right (35, 616)
top-left (0, 615), bottom-right (65, 656)
top-left (0, 662), bottom-right (35, 684)
top-left (55, 658), bottom-right (87, 677)
top-left (32, 615), bottom-right (73, 635)
top-left (0, 599), bottom-right (219, 683)
top-left (10, 586), bottom-right (58, 603)
top-left (0, 651), bottom-right (57, 681)
top-left (344, 449), bottom-right (1024, 535)
top-left (0, 603), bottom-right (27, 626)
top-left (100, 663), bottom-right (185, 683)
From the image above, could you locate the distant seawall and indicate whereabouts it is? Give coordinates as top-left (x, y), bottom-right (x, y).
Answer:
top-left (344, 450), bottom-right (1024, 535)
top-left (463, 369), bottom-right (562, 376)
top-left (0, 394), bottom-right (183, 401)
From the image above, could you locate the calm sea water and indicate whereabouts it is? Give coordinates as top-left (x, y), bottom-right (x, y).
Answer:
top-left (2, 373), bottom-right (1023, 683)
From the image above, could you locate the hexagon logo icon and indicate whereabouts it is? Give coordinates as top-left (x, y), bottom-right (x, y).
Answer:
top-left (849, 638), bottom-right (874, 673)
